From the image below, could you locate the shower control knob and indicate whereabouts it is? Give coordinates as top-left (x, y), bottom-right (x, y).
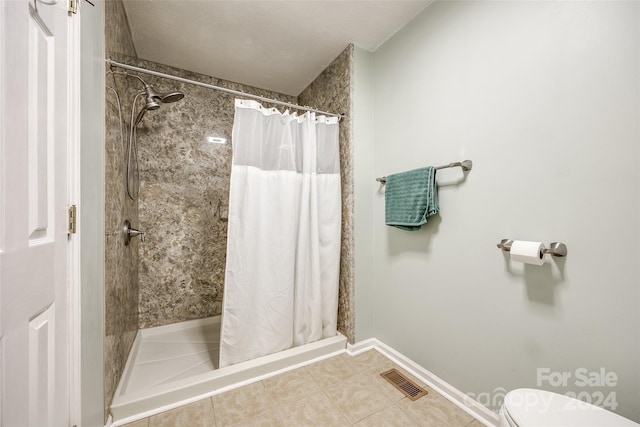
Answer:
top-left (123, 220), bottom-right (145, 245)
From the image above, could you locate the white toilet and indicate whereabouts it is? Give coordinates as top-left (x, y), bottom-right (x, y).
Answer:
top-left (499, 388), bottom-right (639, 427)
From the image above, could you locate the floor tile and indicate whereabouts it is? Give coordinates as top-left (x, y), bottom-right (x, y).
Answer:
top-left (262, 366), bottom-right (321, 406)
top-left (229, 408), bottom-right (284, 427)
top-left (276, 391), bottom-right (349, 426)
top-left (131, 350), bottom-right (485, 427)
top-left (305, 354), bottom-right (356, 389)
top-left (324, 373), bottom-right (394, 424)
top-left (212, 381), bottom-right (273, 427)
top-left (354, 404), bottom-right (419, 427)
top-left (148, 398), bottom-right (215, 427)
top-left (398, 390), bottom-right (475, 427)
top-left (345, 349), bottom-right (391, 374)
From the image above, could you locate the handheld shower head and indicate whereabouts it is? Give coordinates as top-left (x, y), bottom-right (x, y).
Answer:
top-left (133, 107), bottom-right (148, 127)
top-left (135, 85), bottom-right (184, 127)
top-left (111, 72), bottom-right (185, 107)
top-left (143, 85), bottom-right (161, 110)
top-left (144, 84), bottom-right (184, 105)
top-left (125, 78), bottom-right (186, 201)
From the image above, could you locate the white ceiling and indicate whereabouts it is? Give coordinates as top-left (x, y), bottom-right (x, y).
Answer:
top-left (122, 0), bottom-right (431, 96)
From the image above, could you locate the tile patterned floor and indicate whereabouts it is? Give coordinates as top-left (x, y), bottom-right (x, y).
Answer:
top-left (122, 350), bottom-right (485, 427)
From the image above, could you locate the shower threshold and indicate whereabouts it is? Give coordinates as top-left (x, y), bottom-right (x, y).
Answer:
top-left (110, 316), bottom-right (347, 422)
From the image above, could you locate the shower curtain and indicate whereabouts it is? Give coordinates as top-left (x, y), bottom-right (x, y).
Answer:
top-left (219, 99), bottom-right (341, 368)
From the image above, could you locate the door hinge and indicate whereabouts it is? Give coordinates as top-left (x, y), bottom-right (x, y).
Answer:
top-left (69, 0), bottom-right (77, 14)
top-left (68, 205), bottom-right (77, 234)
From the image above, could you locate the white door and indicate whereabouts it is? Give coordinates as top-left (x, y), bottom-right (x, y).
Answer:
top-left (0, 0), bottom-right (73, 425)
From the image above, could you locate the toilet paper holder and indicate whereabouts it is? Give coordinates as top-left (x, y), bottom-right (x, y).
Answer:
top-left (497, 239), bottom-right (567, 257)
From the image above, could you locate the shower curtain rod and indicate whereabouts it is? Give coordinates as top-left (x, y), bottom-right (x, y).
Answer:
top-left (106, 59), bottom-right (345, 120)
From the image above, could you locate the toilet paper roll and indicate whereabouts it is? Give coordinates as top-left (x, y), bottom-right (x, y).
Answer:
top-left (510, 240), bottom-right (545, 266)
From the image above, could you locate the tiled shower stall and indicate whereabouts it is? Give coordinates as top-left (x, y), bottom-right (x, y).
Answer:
top-left (104, 0), bottom-right (355, 419)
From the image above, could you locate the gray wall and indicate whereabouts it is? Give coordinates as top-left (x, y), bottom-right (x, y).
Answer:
top-left (353, 48), bottom-right (375, 342)
top-left (357, 1), bottom-right (640, 421)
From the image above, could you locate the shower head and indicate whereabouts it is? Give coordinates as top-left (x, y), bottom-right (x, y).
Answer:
top-left (144, 84), bottom-right (184, 105)
top-left (143, 85), bottom-right (161, 111)
top-left (133, 82), bottom-right (185, 128)
top-left (158, 90), bottom-right (185, 103)
top-left (123, 72), bottom-right (186, 201)
top-left (144, 98), bottom-right (161, 111)
top-left (113, 72), bottom-right (185, 106)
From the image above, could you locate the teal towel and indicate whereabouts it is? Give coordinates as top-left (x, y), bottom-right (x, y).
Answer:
top-left (385, 166), bottom-right (439, 231)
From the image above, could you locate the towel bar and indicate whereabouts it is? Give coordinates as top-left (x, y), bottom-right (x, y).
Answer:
top-left (376, 160), bottom-right (472, 184)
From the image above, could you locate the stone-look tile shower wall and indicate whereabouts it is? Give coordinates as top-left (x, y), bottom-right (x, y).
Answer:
top-left (134, 60), bottom-right (297, 328)
top-left (299, 45), bottom-right (355, 343)
top-left (104, 0), bottom-right (139, 420)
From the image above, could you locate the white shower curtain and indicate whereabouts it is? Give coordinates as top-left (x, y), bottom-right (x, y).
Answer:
top-left (219, 99), bottom-right (341, 368)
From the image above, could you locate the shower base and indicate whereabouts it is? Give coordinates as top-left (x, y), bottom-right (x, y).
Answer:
top-left (110, 316), bottom-right (346, 422)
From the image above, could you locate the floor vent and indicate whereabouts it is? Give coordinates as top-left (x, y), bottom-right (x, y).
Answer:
top-left (380, 368), bottom-right (428, 401)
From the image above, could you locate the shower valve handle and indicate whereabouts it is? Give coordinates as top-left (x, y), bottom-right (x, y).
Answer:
top-left (123, 220), bottom-right (145, 245)
top-left (130, 229), bottom-right (145, 243)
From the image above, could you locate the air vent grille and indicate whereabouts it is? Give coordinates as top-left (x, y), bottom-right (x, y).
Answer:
top-left (380, 368), bottom-right (428, 401)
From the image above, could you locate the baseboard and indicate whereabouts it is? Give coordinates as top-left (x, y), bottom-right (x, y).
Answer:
top-left (347, 339), bottom-right (499, 427)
